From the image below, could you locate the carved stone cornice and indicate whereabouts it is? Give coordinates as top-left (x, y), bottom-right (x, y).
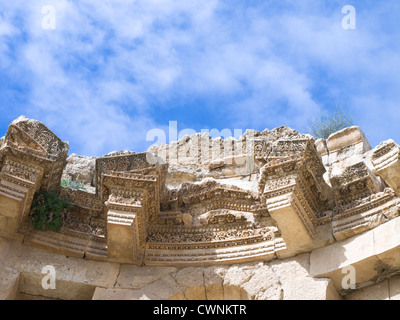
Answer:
top-left (1, 116), bottom-right (69, 193)
top-left (4, 116), bottom-right (400, 269)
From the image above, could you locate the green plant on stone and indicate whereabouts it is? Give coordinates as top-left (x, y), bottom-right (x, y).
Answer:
top-left (30, 190), bottom-right (72, 232)
top-left (61, 178), bottom-right (87, 191)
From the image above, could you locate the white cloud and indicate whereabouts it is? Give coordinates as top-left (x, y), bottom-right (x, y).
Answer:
top-left (1, 0), bottom-right (400, 155)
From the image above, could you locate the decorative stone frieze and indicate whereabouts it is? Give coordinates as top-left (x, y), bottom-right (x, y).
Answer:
top-left (259, 138), bottom-right (334, 257)
top-left (369, 139), bottom-right (400, 197)
top-left (1, 115), bottom-right (400, 283)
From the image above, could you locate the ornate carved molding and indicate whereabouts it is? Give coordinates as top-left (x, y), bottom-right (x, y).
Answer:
top-left (3, 116), bottom-right (400, 267)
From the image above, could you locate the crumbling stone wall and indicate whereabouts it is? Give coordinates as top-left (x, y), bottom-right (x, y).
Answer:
top-left (1, 116), bottom-right (400, 300)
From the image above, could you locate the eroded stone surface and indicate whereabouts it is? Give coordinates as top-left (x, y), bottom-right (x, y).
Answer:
top-left (61, 153), bottom-right (97, 187)
top-left (2, 116), bottom-right (400, 300)
top-left (0, 237), bottom-right (339, 300)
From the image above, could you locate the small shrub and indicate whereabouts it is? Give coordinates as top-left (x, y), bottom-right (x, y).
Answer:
top-left (61, 178), bottom-right (86, 191)
top-left (30, 190), bottom-right (72, 232)
top-left (306, 107), bottom-right (353, 139)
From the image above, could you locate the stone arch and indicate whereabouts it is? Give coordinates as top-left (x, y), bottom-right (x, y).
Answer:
top-left (131, 263), bottom-right (283, 300)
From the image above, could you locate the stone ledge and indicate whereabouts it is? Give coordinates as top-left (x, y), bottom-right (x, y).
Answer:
top-left (0, 236), bottom-right (340, 300)
top-left (310, 215), bottom-right (400, 293)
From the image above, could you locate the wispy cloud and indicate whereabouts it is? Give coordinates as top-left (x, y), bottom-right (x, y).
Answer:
top-left (0, 0), bottom-right (399, 155)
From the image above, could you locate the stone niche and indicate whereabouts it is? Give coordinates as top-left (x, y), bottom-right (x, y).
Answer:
top-left (3, 116), bottom-right (400, 300)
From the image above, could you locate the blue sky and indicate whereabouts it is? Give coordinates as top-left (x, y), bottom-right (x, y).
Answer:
top-left (1, 0), bottom-right (400, 156)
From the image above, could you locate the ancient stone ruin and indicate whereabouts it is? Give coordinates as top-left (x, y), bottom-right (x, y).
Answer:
top-left (1, 115), bottom-right (400, 300)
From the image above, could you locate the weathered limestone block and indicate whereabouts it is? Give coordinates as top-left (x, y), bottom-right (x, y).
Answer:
top-left (145, 178), bottom-right (278, 266)
top-left (389, 275), bottom-right (400, 300)
top-left (207, 154), bottom-right (257, 178)
top-left (20, 185), bottom-right (108, 261)
top-left (5, 115), bottom-right (400, 300)
top-left (95, 151), bottom-right (167, 200)
top-left (315, 138), bottom-right (333, 187)
top-left (17, 272), bottom-right (97, 300)
top-left (203, 266), bottom-right (226, 300)
top-left (148, 132), bottom-right (252, 170)
top-left (174, 267), bottom-right (207, 299)
top-left (115, 265), bottom-right (177, 290)
top-left (148, 127), bottom-right (310, 181)
top-left (0, 116), bottom-right (69, 239)
top-left (0, 194), bottom-right (23, 238)
top-left (322, 127), bottom-right (395, 241)
top-left (331, 188), bottom-right (399, 241)
top-left (1, 116), bottom-right (69, 192)
top-left (92, 275), bottom-right (185, 300)
top-left (343, 275), bottom-right (400, 300)
top-left (260, 138), bottom-right (334, 258)
top-left (330, 161), bottom-right (384, 204)
top-left (23, 226), bottom-right (89, 259)
top-left (369, 139), bottom-right (400, 197)
top-left (106, 208), bottom-right (142, 263)
top-left (344, 275), bottom-right (400, 300)
top-left (164, 166), bottom-right (198, 188)
top-left (61, 153), bottom-right (96, 186)
top-left (345, 280), bottom-right (390, 300)
top-left (0, 159), bottom-right (43, 237)
top-left (311, 226), bottom-right (378, 290)
top-left (0, 237), bottom-right (120, 300)
top-left (144, 238), bottom-right (277, 266)
top-left (0, 267), bottom-right (19, 300)
top-left (99, 152), bottom-right (167, 263)
top-left (270, 253), bottom-right (341, 300)
top-left (310, 216), bottom-right (400, 294)
top-left (0, 235), bottom-right (347, 300)
top-left (58, 187), bottom-right (104, 232)
top-left (326, 126), bottom-right (371, 166)
top-left (315, 138), bottom-right (329, 167)
top-left (329, 161), bottom-right (394, 241)
top-left (232, 263), bottom-right (282, 300)
top-left (0, 237), bottom-right (20, 299)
